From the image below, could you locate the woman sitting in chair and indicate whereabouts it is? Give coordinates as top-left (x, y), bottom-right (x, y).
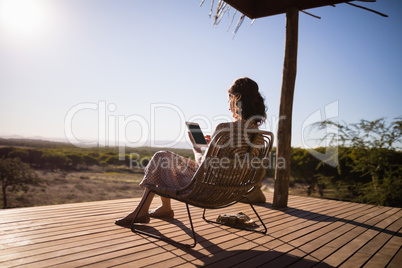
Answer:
top-left (115, 77), bottom-right (267, 226)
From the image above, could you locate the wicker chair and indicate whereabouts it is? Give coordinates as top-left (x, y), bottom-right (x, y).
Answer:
top-left (130, 129), bottom-right (274, 248)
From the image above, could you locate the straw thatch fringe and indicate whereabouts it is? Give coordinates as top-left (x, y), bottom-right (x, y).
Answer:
top-left (200, 0), bottom-right (250, 37)
top-left (233, 14), bottom-right (246, 36)
top-left (228, 10), bottom-right (237, 31)
top-left (214, 1), bottom-right (230, 26)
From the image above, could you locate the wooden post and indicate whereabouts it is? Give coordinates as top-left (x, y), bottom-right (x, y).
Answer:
top-left (273, 7), bottom-right (299, 208)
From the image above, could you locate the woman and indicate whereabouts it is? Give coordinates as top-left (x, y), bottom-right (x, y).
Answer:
top-left (115, 77), bottom-right (267, 226)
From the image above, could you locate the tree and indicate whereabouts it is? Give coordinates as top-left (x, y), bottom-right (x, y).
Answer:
top-left (66, 153), bottom-right (83, 169)
top-left (291, 148), bottom-right (322, 196)
top-left (315, 118), bottom-right (402, 206)
top-left (83, 154), bottom-right (99, 167)
top-left (8, 149), bottom-right (30, 163)
top-left (0, 158), bottom-right (40, 208)
top-left (27, 148), bottom-right (43, 167)
top-left (40, 151), bottom-right (68, 170)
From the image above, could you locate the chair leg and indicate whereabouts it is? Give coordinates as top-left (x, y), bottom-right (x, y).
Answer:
top-left (185, 203), bottom-right (197, 248)
top-left (202, 197), bottom-right (267, 234)
top-left (130, 193), bottom-right (197, 248)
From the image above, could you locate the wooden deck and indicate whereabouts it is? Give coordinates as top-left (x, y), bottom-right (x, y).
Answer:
top-left (1, 192), bottom-right (401, 267)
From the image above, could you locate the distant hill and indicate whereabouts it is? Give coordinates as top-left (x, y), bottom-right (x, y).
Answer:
top-left (0, 137), bottom-right (193, 156)
top-left (0, 137), bottom-right (74, 149)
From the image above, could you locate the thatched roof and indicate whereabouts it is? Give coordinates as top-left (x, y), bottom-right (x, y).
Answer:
top-left (223, 0), bottom-right (388, 19)
top-left (202, 0), bottom-right (387, 35)
top-left (224, 0), bottom-right (351, 19)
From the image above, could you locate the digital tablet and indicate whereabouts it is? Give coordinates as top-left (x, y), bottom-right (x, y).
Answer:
top-left (186, 122), bottom-right (208, 147)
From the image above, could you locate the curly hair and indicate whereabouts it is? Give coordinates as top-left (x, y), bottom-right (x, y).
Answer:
top-left (228, 77), bottom-right (267, 126)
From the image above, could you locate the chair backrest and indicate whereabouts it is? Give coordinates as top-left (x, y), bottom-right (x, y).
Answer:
top-left (180, 128), bottom-right (274, 208)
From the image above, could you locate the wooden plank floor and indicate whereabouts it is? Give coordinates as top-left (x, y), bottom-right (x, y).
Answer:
top-left (1, 193), bottom-right (401, 267)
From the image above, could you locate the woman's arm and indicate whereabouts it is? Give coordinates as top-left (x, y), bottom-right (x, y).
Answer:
top-left (188, 131), bottom-right (206, 165)
top-left (192, 146), bottom-right (203, 165)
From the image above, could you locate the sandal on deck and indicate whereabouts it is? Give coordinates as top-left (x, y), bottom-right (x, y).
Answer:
top-left (216, 212), bottom-right (255, 227)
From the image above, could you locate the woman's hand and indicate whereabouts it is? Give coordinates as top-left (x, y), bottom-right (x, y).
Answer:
top-left (205, 135), bottom-right (211, 144)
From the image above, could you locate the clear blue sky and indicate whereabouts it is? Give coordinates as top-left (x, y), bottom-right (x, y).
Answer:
top-left (0, 0), bottom-right (401, 149)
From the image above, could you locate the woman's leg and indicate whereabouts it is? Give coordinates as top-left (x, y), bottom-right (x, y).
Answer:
top-left (161, 196), bottom-right (171, 210)
top-left (119, 150), bottom-right (194, 222)
top-left (115, 188), bottom-right (155, 226)
top-left (149, 196), bottom-right (174, 218)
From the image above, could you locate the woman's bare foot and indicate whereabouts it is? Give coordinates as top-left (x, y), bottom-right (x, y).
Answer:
top-left (115, 213), bottom-right (150, 227)
top-left (149, 206), bottom-right (174, 219)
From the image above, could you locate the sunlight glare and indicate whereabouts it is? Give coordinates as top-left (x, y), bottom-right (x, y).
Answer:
top-left (0, 0), bottom-right (48, 37)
